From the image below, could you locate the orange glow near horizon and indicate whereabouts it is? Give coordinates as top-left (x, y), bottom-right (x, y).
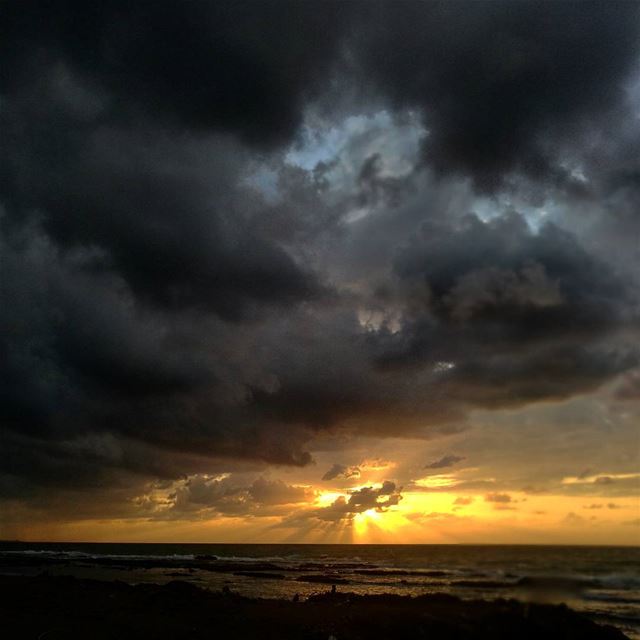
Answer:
top-left (4, 482), bottom-right (638, 545)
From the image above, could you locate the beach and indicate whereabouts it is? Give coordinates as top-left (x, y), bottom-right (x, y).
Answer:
top-left (0, 573), bottom-right (630, 639)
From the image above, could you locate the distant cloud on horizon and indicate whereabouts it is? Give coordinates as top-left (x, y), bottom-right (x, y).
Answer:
top-left (425, 455), bottom-right (466, 470)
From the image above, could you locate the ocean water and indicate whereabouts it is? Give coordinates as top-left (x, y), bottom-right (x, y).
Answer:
top-left (1, 543), bottom-right (638, 638)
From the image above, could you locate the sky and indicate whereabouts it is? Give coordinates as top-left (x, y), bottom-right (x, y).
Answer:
top-left (1, 0), bottom-right (639, 545)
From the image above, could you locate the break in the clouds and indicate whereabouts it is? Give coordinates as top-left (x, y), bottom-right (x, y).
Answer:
top-left (1, 1), bottom-right (639, 536)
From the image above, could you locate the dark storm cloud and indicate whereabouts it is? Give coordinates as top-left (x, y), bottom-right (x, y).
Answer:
top-left (1, 0), bottom-right (356, 147)
top-left (0, 223), bottom-right (321, 495)
top-left (371, 211), bottom-right (638, 407)
top-left (0, 113), bottom-right (321, 318)
top-left (6, 1), bottom-right (637, 186)
top-left (1, 0), bottom-right (639, 512)
top-left (355, 0), bottom-right (640, 190)
top-left (0, 0), bottom-right (335, 489)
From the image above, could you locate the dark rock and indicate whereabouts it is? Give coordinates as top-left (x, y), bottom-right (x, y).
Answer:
top-left (234, 571), bottom-right (286, 580)
top-left (296, 575), bottom-right (350, 584)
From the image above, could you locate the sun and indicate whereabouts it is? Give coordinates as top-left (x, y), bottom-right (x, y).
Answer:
top-left (353, 508), bottom-right (404, 541)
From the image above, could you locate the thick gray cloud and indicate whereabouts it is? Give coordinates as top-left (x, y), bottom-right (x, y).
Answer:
top-left (146, 474), bottom-right (314, 519)
top-left (372, 211), bottom-right (637, 408)
top-left (170, 475), bottom-right (243, 514)
top-left (1, 0), bottom-right (639, 514)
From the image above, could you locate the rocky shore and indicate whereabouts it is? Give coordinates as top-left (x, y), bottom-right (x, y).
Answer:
top-left (0, 574), bottom-right (629, 639)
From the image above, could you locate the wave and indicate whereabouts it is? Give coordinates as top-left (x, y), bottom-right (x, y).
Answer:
top-left (596, 574), bottom-right (640, 590)
top-left (0, 550), bottom-right (196, 562)
top-left (583, 593), bottom-right (640, 606)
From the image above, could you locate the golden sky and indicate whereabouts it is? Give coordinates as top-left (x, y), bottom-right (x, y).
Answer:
top-left (4, 385), bottom-right (638, 545)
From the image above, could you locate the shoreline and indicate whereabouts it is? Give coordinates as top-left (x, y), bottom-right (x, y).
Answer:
top-left (0, 574), bottom-right (629, 639)
top-left (3, 540), bottom-right (639, 548)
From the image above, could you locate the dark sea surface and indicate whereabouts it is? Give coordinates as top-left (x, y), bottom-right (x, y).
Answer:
top-left (1, 542), bottom-right (638, 638)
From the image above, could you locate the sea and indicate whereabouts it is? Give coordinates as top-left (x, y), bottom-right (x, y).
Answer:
top-left (1, 543), bottom-right (638, 638)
